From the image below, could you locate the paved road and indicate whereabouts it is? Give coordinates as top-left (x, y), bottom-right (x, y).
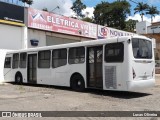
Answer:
top-left (0, 77), bottom-right (160, 120)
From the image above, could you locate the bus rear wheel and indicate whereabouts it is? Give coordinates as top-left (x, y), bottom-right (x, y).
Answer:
top-left (71, 74), bottom-right (85, 92)
top-left (15, 73), bottom-right (23, 84)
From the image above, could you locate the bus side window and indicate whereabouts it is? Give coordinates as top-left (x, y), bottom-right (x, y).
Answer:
top-left (38, 50), bottom-right (51, 68)
top-left (12, 53), bottom-right (19, 69)
top-left (105, 43), bottom-right (124, 62)
top-left (52, 48), bottom-right (67, 68)
top-left (19, 53), bottom-right (27, 68)
top-left (4, 57), bottom-right (11, 68)
top-left (69, 47), bottom-right (85, 64)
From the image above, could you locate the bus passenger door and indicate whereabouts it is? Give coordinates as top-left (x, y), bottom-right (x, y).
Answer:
top-left (87, 46), bottom-right (103, 89)
top-left (27, 54), bottom-right (37, 84)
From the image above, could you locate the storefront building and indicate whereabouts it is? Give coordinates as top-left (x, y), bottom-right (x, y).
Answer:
top-left (26, 8), bottom-right (97, 48)
top-left (0, 1), bottom-right (135, 50)
top-left (0, 1), bottom-right (25, 49)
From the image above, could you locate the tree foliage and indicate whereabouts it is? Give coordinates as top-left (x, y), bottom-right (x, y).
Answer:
top-left (82, 17), bottom-right (93, 23)
top-left (125, 19), bottom-right (138, 32)
top-left (27, 0), bottom-right (33, 6)
top-left (20, 0), bottom-right (33, 7)
top-left (134, 2), bottom-right (149, 21)
top-left (71, 0), bottom-right (86, 18)
top-left (146, 6), bottom-right (159, 23)
top-left (42, 7), bottom-right (48, 12)
top-left (93, 0), bottom-right (130, 30)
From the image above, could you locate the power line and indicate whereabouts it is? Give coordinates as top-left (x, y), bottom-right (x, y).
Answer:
top-left (128, 0), bottom-right (138, 4)
top-left (129, 0), bottom-right (160, 10)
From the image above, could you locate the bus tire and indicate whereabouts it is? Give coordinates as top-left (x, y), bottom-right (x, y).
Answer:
top-left (15, 72), bottom-right (23, 84)
top-left (71, 74), bottom-right (85, 92)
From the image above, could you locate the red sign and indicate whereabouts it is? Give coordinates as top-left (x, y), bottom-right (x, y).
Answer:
top-left (28, 8), bottom-right (97, 38)
top-left (98, 25), bottom-right (135, 39)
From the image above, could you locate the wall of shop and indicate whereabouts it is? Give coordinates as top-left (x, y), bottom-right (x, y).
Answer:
top-left (0, 24), bottom-right (24, 50)
top-left (148, 26), bottom-right (160, 34)
top-left (27, 29), bottom-right (91, 48)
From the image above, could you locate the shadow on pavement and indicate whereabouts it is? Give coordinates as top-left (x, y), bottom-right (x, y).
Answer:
top-left (85, 89), bottom-right (152, 99)
top-left (10, 82), bottom-right (152, 99)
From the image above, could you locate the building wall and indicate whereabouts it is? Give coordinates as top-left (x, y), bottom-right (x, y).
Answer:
top-left (0, 24), bottom-right (24, 50)
top-left (148, 26), bottom-right (160, 34)
top-left (46, 36), bottom-right (79, 46)
top-left (28, 29), bottom-right (92, 48)
top-left (136, 21), bottom-right (151, 34)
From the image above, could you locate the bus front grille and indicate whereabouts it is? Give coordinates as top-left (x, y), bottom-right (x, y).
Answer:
top-left (105, 66), bottom-right (117, 89)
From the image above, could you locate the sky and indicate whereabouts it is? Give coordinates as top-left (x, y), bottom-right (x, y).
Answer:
top-left (2, 0), bottom-right (160, 23)
top-left (81, 0), bottom-right (160, 22)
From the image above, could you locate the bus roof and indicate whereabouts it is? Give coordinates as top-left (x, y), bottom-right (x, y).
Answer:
top-left (6, 35), bottom-right (151, 54)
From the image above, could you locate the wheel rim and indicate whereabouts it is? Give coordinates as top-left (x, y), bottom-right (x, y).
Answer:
top-left (71, 75), bottom-right (85, 91)
top-left (17, 76), bottom-right (21, 83)
top-left (77, 80), bottom-right (81, 86)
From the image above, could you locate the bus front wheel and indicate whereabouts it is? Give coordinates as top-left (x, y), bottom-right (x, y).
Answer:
top-left (71, 74), bottom-right (85, 92)
top-left (15, 73), bottom-right (23, 84)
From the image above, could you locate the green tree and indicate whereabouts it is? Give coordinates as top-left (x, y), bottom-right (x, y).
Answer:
top-left (71, 0), bottom-right (86, 18)
top-left (111, 0), bottom-right (131, 29)
top-left (125, 19), bottom-right (138, 32)
top-left (93, 1), bottom-right (111, 25)
top-left (146, 6), bottom-right (159, 23)
top-left (93, 0), bottom-right (130, 30)
top-left (20, 0), bottom-right (26, 6)
top-left (134, 2), bottom-right (149, 21)
top-left (19, 0), bottom-right (33, 7)
top-left (26, 0), bottom-right (33, 7)
top-left (82, 17), bottom-right (93, 23)
top-left (42, 8), bottom-right (48, 12)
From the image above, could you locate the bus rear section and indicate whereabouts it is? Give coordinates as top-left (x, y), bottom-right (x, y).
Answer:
top-left (127, 37), bottom-right (155, 91)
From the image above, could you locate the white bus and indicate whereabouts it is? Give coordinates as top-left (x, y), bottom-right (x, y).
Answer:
top-left (3, 35), bottom-right (155, 91)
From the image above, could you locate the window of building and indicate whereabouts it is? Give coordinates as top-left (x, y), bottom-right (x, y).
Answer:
top-left (69, 47), bottom-right (85, 64)
top-left (151, 27), bottom-right (158, 29)
top-left (19, 53), bottom-right (27, 68)
top-left (4, 57), bottom-right (11, 68)
top-left (12, 53), bottom-right (19, 69)
top-left (52, 49), bottom-right (67, 68)
top-left (105, 43), bottom-right (124, 62)
top-left (38, 50), bottom-right (51, 68)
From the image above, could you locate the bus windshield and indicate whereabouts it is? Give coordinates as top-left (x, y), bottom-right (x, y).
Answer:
top-left (132, 38), bottom-right (152, 59)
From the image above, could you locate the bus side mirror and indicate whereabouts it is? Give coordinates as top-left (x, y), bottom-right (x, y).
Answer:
top-left (127, 39), bottom-right (131, 44)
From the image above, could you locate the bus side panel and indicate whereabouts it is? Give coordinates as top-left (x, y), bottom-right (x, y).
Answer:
top-left (103, 41), bottom-right (129, 91)
top-left (4, 70), bottom-right (14, 82)
top-left (36, 65), bottom-right (74, 87)
top-left (37, 69), bottom-right (52, 85)
top-left (21, 68), bottom-right (28, 83)
top-left (1, 50), bottom-right (10, 82)
top-left (39, 63), bottom-right (86, 87)
top-left (3, 54), bottom-right (14, 83)
top-left (52, 65), bottom-right (70, 87)
top-left (68, 64), bottom-right (86, 87)
top-left (103, 63), bottom-right (124, 91)
top-left (121, 40), bottom-right (132, 91)
top-left (5, 69), bottom-right (16, 82)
